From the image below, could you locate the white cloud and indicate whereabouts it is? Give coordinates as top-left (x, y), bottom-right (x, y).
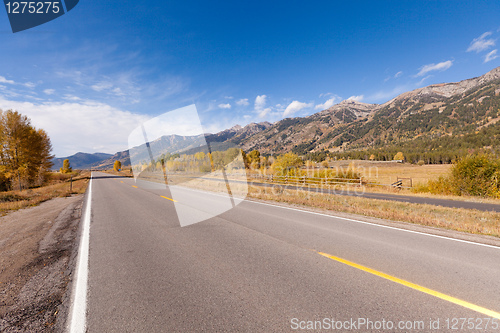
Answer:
top-left (315, 97), bottom-right (338, 110)
top-left (484, 49), bottom-right (499, 63)
top-left (346, 95), bottom-right (364, 102)
top-left (91, 81), bottom-right (113, 92)
top-left (112, 87), bottom-right (125, 96)
top-left (218, 103), bottom-right (231, 109)
top-left (0, 97), bottom-right (149, 157)
top-left (467, 32), bottom-right (496, 53)
top-left (416, 60), bottom-right (453, 77)
top-left (384, 71), bottom-right (403, 82)
top-left (283, 100), bottom-right (313, 117)
top-left (254, 95), bottom-right (272, 118)
top-left (0, 76), bottom-right (15, 85)
top-left (63, 94), bottom-right (82, 101)
top-left (236, 98), bottom-right (249, 106)
top-left (255, 95), bottom-right (267, 110)
top-left (24, 82), bottom-right (36, 89)
top-left (258, 108), bottom-right (271, 118)
top-left (417, 75), bottom-right (432, 86)
top-left (44, 89), bottom-right (55, 95)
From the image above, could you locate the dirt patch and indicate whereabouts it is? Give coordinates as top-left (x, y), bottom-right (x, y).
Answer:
top-left (0, 195), bottom-right (84, 332)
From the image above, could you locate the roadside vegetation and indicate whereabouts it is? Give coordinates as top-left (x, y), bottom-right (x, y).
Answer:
top-left (247, 185), bottom-right (500, 238)
top-left (414, 154), bottom-right (500, 198)
top-left (0, 171), bottom-right (90, 215)
top-left (0, 109), bottom-right (90, 215)
top-left (0, 110), bottom-right (53, 191)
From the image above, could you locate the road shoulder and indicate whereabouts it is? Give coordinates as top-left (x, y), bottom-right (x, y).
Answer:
top-left (0, 195), bottom-right (84, 332)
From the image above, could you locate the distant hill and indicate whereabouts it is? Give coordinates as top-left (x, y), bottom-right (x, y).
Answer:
top-left (52, 152), bottom-right (113, 170)
top-left (58, 66), bottom-right (500, 168)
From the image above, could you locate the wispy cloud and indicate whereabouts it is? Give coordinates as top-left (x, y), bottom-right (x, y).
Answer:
top-left (112, 87), bottom-right (125, 96)
top-left (218, 103), bottom-right (231, 109)
top-left (0, 76), bottom-right (15, 85)
top-left (415, 60), bottom-right (453, 77)
top-left (43, 89), bottom-right (55, 95)
top-left (384, 71), bottom-right (403, 82)
top-left (236, 98), bottom-right (249, 106)
top-left (467, 32), bottom-right (496, 53)
top-left (484, 49), bottom-right (499, 63)
top-left (346, 95), bottom-right (364, 102)
top-left (315, 95), bottom-right (340, 110)
top-left (283, 100), bottom-right (313, 117)
top-left (91, 81), bottom-right (113, 92)
top-left (254, 95), bottom-right (271, 118)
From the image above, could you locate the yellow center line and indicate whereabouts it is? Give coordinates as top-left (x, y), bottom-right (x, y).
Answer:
top-left (161, 195), bottom-right (178, 202)
top-left (132, 185), bottom-right (138, 188)
top-left (120, 181), bottom-right (124, 183)
top-left (317, 251), bottom-right (500, 319)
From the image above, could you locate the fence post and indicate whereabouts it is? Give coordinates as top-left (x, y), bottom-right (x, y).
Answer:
top-left (70, 176), bottom-right (73, 192)
top-left (285, 175), bottom-right (288, 184)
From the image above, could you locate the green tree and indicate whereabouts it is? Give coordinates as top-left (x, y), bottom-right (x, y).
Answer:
top-left (114, 160), bottom-right (122, 171)
top-left (0, 110), bottom-right (53, 190)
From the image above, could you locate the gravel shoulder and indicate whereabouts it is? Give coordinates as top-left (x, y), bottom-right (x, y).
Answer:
top-left (0, 195), bottom-right (84, 332)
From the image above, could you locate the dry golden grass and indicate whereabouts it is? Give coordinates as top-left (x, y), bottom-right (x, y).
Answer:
top-left (0, 172), bottom-right (90, 215)
top-left (247, 185), bottom-right (500, 238)
top-left (327, 160), bottom-right (451, 186)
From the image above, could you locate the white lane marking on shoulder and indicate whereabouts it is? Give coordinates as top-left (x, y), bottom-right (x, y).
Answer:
top-left (68, 174), bottom-right (92, 333)
top-left (244, 199), bottom-right (500, 250)
top-left (153, 183), bottom-right (499, 250)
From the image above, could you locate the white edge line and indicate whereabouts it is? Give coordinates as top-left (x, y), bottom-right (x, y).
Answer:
top-left (246, 197), bottom-right (500, 250)
top-left (68, 174), bottom-right (92, 333)
top-left (124, 175), bottom-right (500, 250)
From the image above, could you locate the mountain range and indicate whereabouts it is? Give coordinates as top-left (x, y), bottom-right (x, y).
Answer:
top-left (53, 66), bottom-right (500, 169)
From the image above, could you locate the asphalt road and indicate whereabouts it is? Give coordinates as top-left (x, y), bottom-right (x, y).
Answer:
top-left (76, 172), bottom-right (500, 332)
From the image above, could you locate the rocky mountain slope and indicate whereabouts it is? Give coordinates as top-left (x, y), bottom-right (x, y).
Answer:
top-left (54, 66), bottom-right (500, 169)
top-left (233, 66), bottom-right (500, 154)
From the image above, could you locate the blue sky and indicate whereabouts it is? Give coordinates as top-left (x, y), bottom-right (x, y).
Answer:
top-left (1, 1), bottom-right (500, 156)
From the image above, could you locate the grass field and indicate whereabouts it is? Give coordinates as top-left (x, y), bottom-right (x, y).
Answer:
top-left (327, 160), bottom-right (451, 187)
top-left (0, 171), bottom-right (90, 216)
